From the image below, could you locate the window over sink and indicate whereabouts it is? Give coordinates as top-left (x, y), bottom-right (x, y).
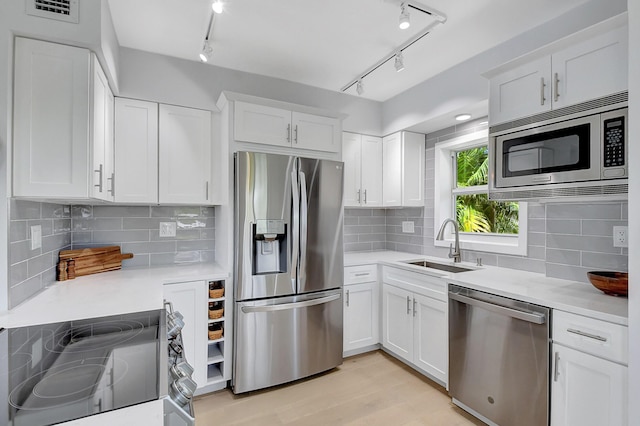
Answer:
top-left (434, 129), bottom-right (528, 255)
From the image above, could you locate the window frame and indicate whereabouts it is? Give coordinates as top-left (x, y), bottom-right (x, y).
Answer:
top-left (434, 130), bottom-right (528, 256)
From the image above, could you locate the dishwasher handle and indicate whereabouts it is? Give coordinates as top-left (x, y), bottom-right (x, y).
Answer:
top-left (449, 292), bottom-right (546, 324)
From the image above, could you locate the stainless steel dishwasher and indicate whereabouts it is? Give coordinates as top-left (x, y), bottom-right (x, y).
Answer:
top-left (449, 284), bottom-right (550, 426)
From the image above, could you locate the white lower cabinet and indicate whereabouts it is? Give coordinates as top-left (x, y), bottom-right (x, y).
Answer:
top-left (381, 266), bottom-right (447, 385)
top-left (551, 310), bottom-right (628, 426)
top-left (343, 282), bottom-right (379, 354)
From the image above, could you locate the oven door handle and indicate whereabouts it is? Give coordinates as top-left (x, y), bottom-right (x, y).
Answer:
top-left (241, 293), bottom-right (340, 313)
top-left (449, 292), bottom-right (546, 324)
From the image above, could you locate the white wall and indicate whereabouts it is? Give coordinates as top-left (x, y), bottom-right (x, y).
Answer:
top-left (627, 0), bottom-right (639, 421)
top-left (381, 0), bottom-right (628, 135)
top-left (117, 48), bottom-right (383, 136)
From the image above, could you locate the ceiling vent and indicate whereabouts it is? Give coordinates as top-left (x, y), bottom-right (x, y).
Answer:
top-left (26, 0), bottom-right (79, 24)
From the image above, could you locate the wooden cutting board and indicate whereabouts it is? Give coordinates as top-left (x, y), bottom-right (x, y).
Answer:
top-left (58, 246), bottom-right (134, 281)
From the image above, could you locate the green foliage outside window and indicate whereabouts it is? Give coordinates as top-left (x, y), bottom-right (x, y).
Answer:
top-left (455, 147), bottom-right (519, 234)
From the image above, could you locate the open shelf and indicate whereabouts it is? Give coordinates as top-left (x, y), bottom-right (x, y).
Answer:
top-left (208, 297), bottom-right (225, 302)
top-left (207, 317), bottom-right (224, 324)
top-left (207, 342), bottom-right (224, 363)
top-left (207, 363), bottom-right (223, 381)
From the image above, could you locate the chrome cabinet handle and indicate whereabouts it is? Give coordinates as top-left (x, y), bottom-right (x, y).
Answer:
top-left (413, 298), bottom-right (417, 317)
top-left (294, 125), bottom-right (298, 144)
top-left (554, 351), bottom-right (560, 382)
top-left (357, 189), bottom-right (361, 203)
top-left (540, 77), bottom-right (546, 105)
top-left (286, 124), bottom-right (291, 143)
top-left (205, 181), bottom-right (209, 201)
top-left (553, 72), bottom-right (560, 102)
top-left (94, 164), bottom-right (103, 192)
top-left (107, 172), bottom-right (115, 195)
top-left (363, 189), bottom-right (367, 204)
top-left (354, 273), bottom-right (369, 277)
top-left (346, 290), bottom-right (350, 307)
top-left (406, 296), bottom-right (411, 315)
top-left (567, 328), bottom-right (607, 342)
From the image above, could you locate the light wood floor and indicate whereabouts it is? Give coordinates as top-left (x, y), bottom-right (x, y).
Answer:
top-left (194, 351), bottom-right (485, 425)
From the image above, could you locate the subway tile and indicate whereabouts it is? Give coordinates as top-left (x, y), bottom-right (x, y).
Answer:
top-left (393, 243), bottom-right (422, 255)
top-left (42, 233), bottom-right (71, 253)
top-left (344, 209), bottom-right (370, 217)
top-left (176, 219), bottom-right (207, 229)
top-left (122, 254), bottom-right (150, 268)
top-left (181, 229), bottom-right (207, 240)
top-left (528, 219), bottom-right (545, 233)
top-left (546, 249), bottom-right (581, 266)
top-left (527, 204), bottom-right (546, 219)
top-left (122, 241), bottom-right (169, 254)
top-left (177, 240), bottom-right (215, 251)
top-left (371, 241), bottom-right (386, 250)
top-left (72, 232), bottom-right (93, 244)
top-left (151, 206), bottom-right (201, 218)
top-left (10, 199), bottom-right (41, 220)
top-left (427, 126), bottom-right (456, 140)
top-left (527, 245), bottom-right (546, 260)
top-left (123, 218), bottom-right (164, 230)
top-left (81, 218), bottom-right (123, 231)
top-left (93, 205), bottom-right (149, 218)
top-left (53, 219), bottom-right (72, 234)
top-left (345, 242), bottom-right (374, 252)
top-left (173, 251), bottom-right (204, 264)
top-left (371, 225), bottom-right (387, 234)
top-left (200, 207), bottom-right (215, 217)
top-left (343, 234), bottom-right (359, 244)
top-left (10, 262), bottom-right (28, 286)
top-left (27, 219), bottom-right (54, 237)
top-left (546, 219), bottom-right (581, 235)
top-left (200, 251), bottom-right (215, 262)
top-left (42, 203), bottom-right (70, 219)
top-left (528, 232), bottom-right (546, 247)
top-left (28, 253), bottom-right (54, 277)
top-left (545, 263), bottom-right (592, 283)
top-left (581, 252), bottom-right (628, 271)
top-left (71, 205), bottom-right (93, 218)
top-left (42, 267), bottom-right (57, 287)
top-left (546, 234), bottom-right (619, 254)
top-left (91, 230), bottom-right (150, 244)
top-left (358, 216), bottom-right (386, 226)
top-left (426, 138), bottom-right (437, 149)
top-left (9, 276), bottom-right (43, 309)
top-left (385, 242), bottom-right (397, 251)
top-left (622, 203), bottom-right (627, 220)
top-left (10, 240), bottom-right (38, 265)
top-left (580, 220), bottom-right (627, 237)
top-left (546, 203), bottom-right (621, 220)
top-left (358, 233), bottom-right (386, 243)
top-left (497, 256), bottom-right (545, 274)
top-left (344, 217), bottom-right (359, 226)
top-left (10, 221), bottom-right (27, 242)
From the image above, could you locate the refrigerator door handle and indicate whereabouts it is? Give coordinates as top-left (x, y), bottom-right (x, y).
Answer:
top-left (291, 163), bottom-right (300, 286)
top-left (241, 293), bottom-right (341, 313)
top-left (299, 170), bottom-right (308, 282)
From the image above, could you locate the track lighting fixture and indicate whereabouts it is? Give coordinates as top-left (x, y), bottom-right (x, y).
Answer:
top-left (399, 3), bottom-right (410, 29)
top-left (199, 41), bottom-right (213, 62)
top-left (211, 0), bottom-right (223, 14)
top-left (356, 80), bottom-right (364, 96)
top-left (394, 52), bottom-right (405, 72)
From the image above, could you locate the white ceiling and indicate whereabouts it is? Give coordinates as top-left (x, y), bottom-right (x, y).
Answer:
top-left (108, 0), bottom-right (589, 104)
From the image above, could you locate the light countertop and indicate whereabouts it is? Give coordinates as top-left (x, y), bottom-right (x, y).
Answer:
top-left (0, 263), bottom-right (228, 328)
top-left (345, 251), bottom-right (628, 326)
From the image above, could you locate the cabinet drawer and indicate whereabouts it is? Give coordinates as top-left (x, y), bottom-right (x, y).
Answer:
top-left (344, 265), bottom-right (378, 285)
top-left (382, 266), bottom-right (446, 302)
top-left (553, 310), bottom-right (628, 365)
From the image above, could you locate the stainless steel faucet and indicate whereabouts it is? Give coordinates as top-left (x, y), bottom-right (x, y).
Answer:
top-left (436, 218), bottom-right (461, 263)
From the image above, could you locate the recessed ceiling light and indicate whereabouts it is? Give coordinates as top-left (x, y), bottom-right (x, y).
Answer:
top-left (399, 3), bottom-right (410, 30)
top-left (212, 0), bottom-right (224, 14)
top-left (455, 114), bottom-right (472, 121)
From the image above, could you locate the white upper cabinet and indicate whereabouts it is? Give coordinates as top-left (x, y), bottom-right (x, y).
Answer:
top-left (13, 37), bottom-right (93, 199)
top-left (343, 133), bottom-right (383, 207)
top-left (159, 105), bottom-right (213, 205)
top-left (233, 101), bottom-right (340, 153)
top-left (114, 98), bottom-right (159, 204)
top-left (489, 25), bottom-right (628, 125)
top-left (383, 131), bottom-right (424, 207)
top-left (91, 56), bottom-right (115, 202)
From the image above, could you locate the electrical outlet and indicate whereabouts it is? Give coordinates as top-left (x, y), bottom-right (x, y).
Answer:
top-left (159, 222), bottom-right (177, 238)
top-left (613, 226), bottom-right (628, 247)
top-left (30, 225), bottom-right (42, 250)
top-left (402, 221), bottom-right (415, 233)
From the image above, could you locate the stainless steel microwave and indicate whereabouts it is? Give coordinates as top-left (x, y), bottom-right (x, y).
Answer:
top-left (490, 107), bottom-right (627, 199)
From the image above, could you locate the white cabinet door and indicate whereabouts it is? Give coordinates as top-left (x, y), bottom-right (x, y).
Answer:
top-left (234, 101), bottom-right (291, 147)
top-left (164, 281), bottom-right (208, 389)
top-left (342, 133), bottom-right (362, 207)
top-left (344, 282), bottom-right (379, 353)
top-left (114, 98), bottom-right (159, 203)
top-left (360, 135), bottom-right (383, 207)
top-left (413, 293), bottom-right (447, 383)
top-left (292, 111), bottom-right (340, 153)
top-left (551, 344), bottom-right (627, 426)
top-left (381, 284), bottom-right (413, 360)
top-left (489, 56), bottom-right (551, 125)
top-left (13, 37), bottom-right (91, 198)
top-left (159, 105), bottom-right (212, 204)
top-left (91, 56), bottom-right (114, 202)
top-left (552, 26), bottom-right (628, 109)
top-left (401, 132), bottom-right (424, 207)
top-left (382, 133), bottom-right (402, 207)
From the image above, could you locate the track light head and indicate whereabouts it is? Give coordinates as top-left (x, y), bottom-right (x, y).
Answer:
top-left (394, 52), bottom-right (405, 72)
top-left (356, 80), bottom-right (364, 96)
top-left (399, 3), bottom-right (410, 29)
top-left (212, 0), bottom-right (224, 14)
top-left (200, 41), bottom-right (213, 62)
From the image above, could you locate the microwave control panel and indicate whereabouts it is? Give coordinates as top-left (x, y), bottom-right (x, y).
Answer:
top-left (603, 116), bottom-right (625, 167)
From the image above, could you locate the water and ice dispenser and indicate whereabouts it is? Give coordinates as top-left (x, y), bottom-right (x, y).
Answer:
top-left (252, 219), bottom-right (287, 275)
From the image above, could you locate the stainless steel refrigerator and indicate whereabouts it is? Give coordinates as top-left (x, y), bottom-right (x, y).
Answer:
top-left (233, 151), bottom-right (344, 394)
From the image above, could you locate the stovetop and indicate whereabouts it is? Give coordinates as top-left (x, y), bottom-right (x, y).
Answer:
top-left (1, 309), bottom-right (163, 426)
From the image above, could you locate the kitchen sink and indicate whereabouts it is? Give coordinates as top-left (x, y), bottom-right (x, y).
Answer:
top-left (404, 260), bottom-right (474, 273)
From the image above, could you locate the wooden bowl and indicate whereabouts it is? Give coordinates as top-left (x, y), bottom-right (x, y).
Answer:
top-left (587, 271), bottom-right (628, 296)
